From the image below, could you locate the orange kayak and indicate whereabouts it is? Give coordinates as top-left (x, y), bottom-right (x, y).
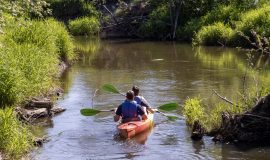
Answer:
top-left (118, 113), bottom-right (154, 139)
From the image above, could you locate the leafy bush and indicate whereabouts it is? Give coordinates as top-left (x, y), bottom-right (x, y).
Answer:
top-left (236, 5), bottom-right (270, 37)
top-left (68, 17), bottom-right (100, 36)
top-left (194, 22), bottom-right (235, 46)
top-left (178, 5), bottom-right (239, 41)
top-left (0, 108), bottom-right (33, 159)
top-left (183, 97), bottom-right (205, 126)
top-left (49, 0), bottom-right (99, 20)
top-left (177, 18), bottom-right (202, 41)
top-left (201, 5), bottom-right (239, 26)
top-left (139, 5), bottom-right (170, 39)
top-left (0, 0), bottom-right (51, 19)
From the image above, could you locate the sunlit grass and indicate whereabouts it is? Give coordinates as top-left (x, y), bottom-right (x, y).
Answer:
top-left (0, 18), bottom-right (75, 106)
top-left (0, 108), bottom-right (33, 159)
top-left (68, 17), bottom-right (100, 36)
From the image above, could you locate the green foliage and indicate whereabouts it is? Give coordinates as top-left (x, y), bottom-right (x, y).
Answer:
top-left (183, 97), bottom-right (205, 126)
top-left (178, 5), bottom-right (239, 40)
top-left (236, 5), bottom-right (270, 37)
top-left (68, 17), bottom-right (100, 36)
top-left (49, 0), bottom-right (99, 20)
top-left (201, 5), bottom-right (239, 26)
top-left (194, 22), bottom-right (236, 46)
top-left (139, 5), bottom-right (170, 39)
top-left (0, 0), bottom-right (51, 19)
top-left (177, 18), bottom-right (202, 40)
top-left (183, 97), bottom-right (245, 132)
top-left (0, 108), bottom-right (33, 159)
top-left (46, 19), bottom-right (75, 62)
top-left (0, 18), bottom-right (74, 106)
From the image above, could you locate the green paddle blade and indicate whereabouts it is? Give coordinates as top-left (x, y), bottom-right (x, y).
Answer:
top-left (102, 84), bottom-right (121, 94)
top-left (80, 108), bottom-right (101, 116)
top-left (158, 103), bottom-right (179, 111)
top-left (167, 115), bottom-right (178, 121)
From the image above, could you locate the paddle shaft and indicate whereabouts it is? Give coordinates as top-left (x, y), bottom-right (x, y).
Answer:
top-left (99, 109), bottom-right (115, 112)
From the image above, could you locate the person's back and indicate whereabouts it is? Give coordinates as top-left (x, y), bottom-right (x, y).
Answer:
top-left (132, 86), bottom-right (156, 113)
top-left (120, 100), bottom-right (139, 120)
top-left (114, 90), bottom-right (147, 123)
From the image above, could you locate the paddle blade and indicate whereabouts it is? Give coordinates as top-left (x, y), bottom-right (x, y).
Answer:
top-left (102, 84), bottom-right (120, 94)
top-left (80, 108), bottom-right (101, 116)
top-left (167, 115), bottom-right (178, 121)
top-left (158, 103), bottom-right (179, 111)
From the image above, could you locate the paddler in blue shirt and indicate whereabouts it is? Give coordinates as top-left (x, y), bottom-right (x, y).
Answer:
top-left (114, 90), bottom-right (147, 123)
top-left (132, 85), bottom-right (157, 114)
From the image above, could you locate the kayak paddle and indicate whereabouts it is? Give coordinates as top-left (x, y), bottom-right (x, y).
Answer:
top-left (101, 84), bottom-right (179, 120)
top-left (102, 84), bottom-right (125, 96)
top-left (80, 108), bottom-right (115, 116)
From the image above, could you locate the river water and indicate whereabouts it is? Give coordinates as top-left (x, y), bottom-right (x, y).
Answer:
top-left (33, 38), bottom-right (270, 160)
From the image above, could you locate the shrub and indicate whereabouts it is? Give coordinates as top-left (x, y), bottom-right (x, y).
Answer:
top-left (68, 17), bottom-right (100, 36)
top-left (0, 108), bottom-right (33, 159)
top-left (201, 5), bottom-right (239, 26)
top-left (194, 22), bottom-right (235, 46)
top-left (49, 0), bottom-right (99, 20)
top-left (177, 18), bottom-right (202, 41)
top-left (183, 97), bottom-right (205, 127)
top-left (138, 5), bottom-right (170, 39)
top-left (236, 5), bottom-right (270, 37)
top-left (178, 5), bottom-right (239, 41)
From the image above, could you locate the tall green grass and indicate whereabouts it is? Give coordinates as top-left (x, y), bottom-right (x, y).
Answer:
top-left (183, 96), bottom-right (256, 132)
top-left (0, 17), bottom-right (74, 158)
top-left (0, 108), bottom-right (33, 159)
top-left (0, 18), bottom-right (74, 106)
top-left (68, 17), bottom-right (100, 36)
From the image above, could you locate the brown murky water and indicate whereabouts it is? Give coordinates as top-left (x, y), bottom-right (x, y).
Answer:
top-left (33, 37), bottom-right (270, 160)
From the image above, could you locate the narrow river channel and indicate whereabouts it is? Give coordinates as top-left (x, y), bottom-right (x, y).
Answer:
top-left (33, 37), bottom-right (270, 160)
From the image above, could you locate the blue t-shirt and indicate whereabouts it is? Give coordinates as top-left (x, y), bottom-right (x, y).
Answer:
top-left (116, 100), bottom-right (145, 119)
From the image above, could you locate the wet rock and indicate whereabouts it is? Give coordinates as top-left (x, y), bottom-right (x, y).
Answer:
top-left (51, 106), bottom-right (66, 115)
top-left (33, 137), bottom-right (48, 147)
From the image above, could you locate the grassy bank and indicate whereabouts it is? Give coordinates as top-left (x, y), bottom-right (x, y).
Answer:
top-left (183, 72), bottom-right (270, 133)
top-left (0, 13), bottom-right (75, 159)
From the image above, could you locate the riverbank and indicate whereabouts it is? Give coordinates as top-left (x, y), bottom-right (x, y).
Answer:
top-left (0, 9), bottom-right (75, 158)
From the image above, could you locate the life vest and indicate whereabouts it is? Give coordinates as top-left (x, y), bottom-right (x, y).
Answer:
top-left (121, 100), bottom-right (139, 119)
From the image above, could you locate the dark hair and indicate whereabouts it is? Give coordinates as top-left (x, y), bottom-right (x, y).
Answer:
top-left (132, 85), bottom-right (139, 96)
top-left (126, 90), bottom-right (134, 100)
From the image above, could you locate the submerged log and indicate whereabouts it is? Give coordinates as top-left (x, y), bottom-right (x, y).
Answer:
top-left (215, 94), bottom-right (270, 143)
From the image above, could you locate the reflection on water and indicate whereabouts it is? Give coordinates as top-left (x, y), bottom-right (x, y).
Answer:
top-left (33, 38), bottom-right (270, 160)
